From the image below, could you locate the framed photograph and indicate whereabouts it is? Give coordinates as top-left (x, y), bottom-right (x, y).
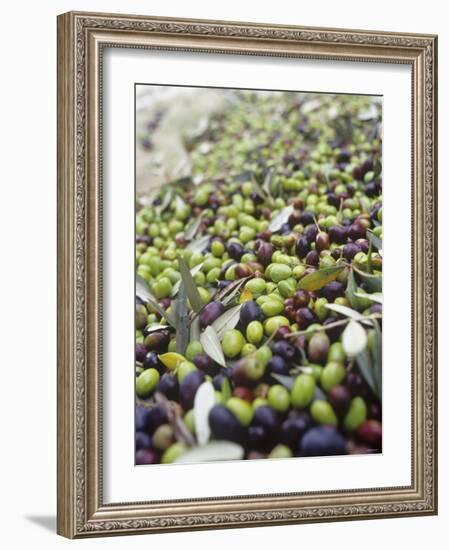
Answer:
top-left (57, 11), bottom-right (438, 538)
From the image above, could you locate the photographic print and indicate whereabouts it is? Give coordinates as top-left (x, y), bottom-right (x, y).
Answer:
top-left (135, 86), bottom-right (383, 465)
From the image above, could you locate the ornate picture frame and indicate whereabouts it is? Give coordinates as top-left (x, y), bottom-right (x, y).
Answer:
top-left (57, 11), bottom-right (437, 538)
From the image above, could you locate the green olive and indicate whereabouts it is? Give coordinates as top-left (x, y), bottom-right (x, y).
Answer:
top-left (161, 442), bottom-right (187, 464)
top-left (136, 368), bottom-right (160, 398)
top-left (221, 329), bottom-right (245, 358)
top-left (291, 374), bottom-right (316, 408)
top-left (226, 397), bottom-right (254, 426)
top-left (246, 321), bottom-right (264, 345)
top-left (268, 384), bottom-right (290, 412)
top-left (310, 400), bottom-right (338, 425)
top-left (320, 361), bottom-right (346, 391)
top-left (343, 397), bottom-right (368, 431)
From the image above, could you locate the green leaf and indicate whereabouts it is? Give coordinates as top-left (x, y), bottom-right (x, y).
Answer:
top-left (200, 326), bottom-right (226, 367)
top-left (136, 275), bottom-right (177, 328)
top-left (366, 230), bottom-right (382, 252)
top-left (371, 319), bottom-right (382, 400)
top-left (155, 188), bottom-right (173, 215)
top-left (352, 265), bottom-right (382, 293)
top-left (367, 238), bottom-right (373, 273)
top-left (171, 263), bottom-right (203, 297)
top-left (178, 256), bottom-right (203, 313)
top-left (174, 283), bottom-right (189, 355)
top-left (262, 168), bottom-right (276, 201)
top-left (298, 265), bottom-right (345, 291)
top-left (189, 315), bottom-right (201, 343)
top-left (355, 349), bottom-right (378, 398)
top-left (216, 276), bottom-right (252, 306)
top-left (345, 268), bottom-right (359, 309)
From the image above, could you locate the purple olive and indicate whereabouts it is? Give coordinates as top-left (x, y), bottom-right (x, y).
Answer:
top-left (300, 426), bottom-right (347, 456)
top-left (319, 281), bottom-right (344, 302)
top-left (271, 340), bottom-right (296, 361)
top-left (193, 353), bottom-right (219, 375)
top-left (199, 301), bottom-right (225, 328)
top-left (280, 414), bottom-right (313, 449)
top-left (156, 373), bottom-right (178, 400)
top-left (226, 241), bottom-right (245, 260)
top-left (136, 448), bottom-right (159, 465)
top-left (209, 405), bottom-right (246, 445)
top-left (299, 211), bottom-right (315, 226)
top-left (146, 404), bottom-right (168, 434)
top-left (328, 225), bottom-right (348, 245)
top-left (136, 431), bottom-right (152, 451)
top-left (136, 343), bottom-right (148, 363)
top-left (240, 301), bottom-right (263, 326)
top-left (267, 355), bottom-right (289, 375)
top-left (303, 224), bottom-right (319, 244)
top-left (179, 370), bottom-right (205, 411)
top-left (305, 250), bottom-right (319, 267)
top-left (343, 242), bottom-right (361, 260)
top-left (295, 236), bottom-right (310, 259)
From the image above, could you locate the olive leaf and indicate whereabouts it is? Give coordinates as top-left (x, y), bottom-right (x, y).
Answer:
top-left (174, 441), bottom-right (244, 464)
top-left (268, 204), bottom-right (294, 233)
top-left (178, 256), bottom-right (203, 313)
top-left (155, 188), bottom-right (173, 215)
top-left (136, 275), bottom-right (177, 328)
top-left (184, 213), bottom-right (205, 241)
top-left (189, 315), bottom-right (201, 343)
top-left (366, 238), bottom-right (373, 273)
top-left (324, 302), bottom-right (364, 320)
top-left (371, 318), bottom-right (382, 399)
top-left (262, 168), bottom-right (276, 201)
top-left (171, 263), bottom-right (203, 297)
top-left (211, 304), bottom-right (243, 338)
top-left (186, 234), bottom-right (210, 253)
top-left (352, 265), bottom-right (382, 293)
top-left (355, 349), bottom-right (378, 398)
top-left (366, 230), bottom-right (382, 252)
top-left (142, 323), bottom-right (172, 334)
top-left (217, 276), bottom-right (252, 306)
top-left (174, 283), bottom-right (189, 356)
top-left (342, 320), bottom-right (368, 358)
top-left (298, 265), bottom-right (345, 291)
top-left (345, 268), bottom-right (359, 310)
top-left (193, 381), bottom-right (216, 446)
top-left (270, 373), bottom-right (295, 390)
top-left (354, 292), bottom-right (383, 304)
top-left (200, 326), bottom-right (227, 367)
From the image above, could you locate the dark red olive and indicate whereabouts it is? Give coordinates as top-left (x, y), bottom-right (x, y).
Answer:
top-left (356, 420), bottom-right (382, 449)
top-left (256, 241), bottom-right (274, 266)
top-left (273, 325), bottom-right (292, 341)
top-left (327, 385), bottom-right (351, 416)
top-left (136, 343), bottom-right (148, 363)
top-left (348, 221), bottom-right (366, 241)
top-left (294, 289), bottom-right (310, 307)
top-left (305, 250), bottom-right (319, 267)
top-left (315, 232), bottom-right (330, 253)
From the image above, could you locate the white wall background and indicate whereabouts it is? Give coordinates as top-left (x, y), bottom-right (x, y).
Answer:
top-left (0, 1), bottom-right (445, 548)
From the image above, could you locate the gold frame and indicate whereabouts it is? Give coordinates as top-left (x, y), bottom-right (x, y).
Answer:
top-left (57, 11), bottom-right (438, 538)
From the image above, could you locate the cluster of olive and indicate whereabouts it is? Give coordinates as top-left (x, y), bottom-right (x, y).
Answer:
top-left (135, 92), bottom-right (382, 465)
